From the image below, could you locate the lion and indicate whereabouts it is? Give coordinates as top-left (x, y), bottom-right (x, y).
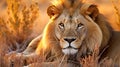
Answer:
top-left (22, 0), bottom-right (120, 66)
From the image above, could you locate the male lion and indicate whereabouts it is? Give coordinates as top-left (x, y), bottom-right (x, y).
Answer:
top-left (22, 0), bottom-right (120, 66)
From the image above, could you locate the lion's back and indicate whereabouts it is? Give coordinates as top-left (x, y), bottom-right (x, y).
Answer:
top-left (101, 31), bottom-right (120, 65)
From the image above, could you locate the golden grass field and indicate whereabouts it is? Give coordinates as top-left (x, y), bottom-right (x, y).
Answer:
top-left (0, 0), bottom-right (120, 67)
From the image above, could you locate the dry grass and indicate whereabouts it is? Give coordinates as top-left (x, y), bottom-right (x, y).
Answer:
top-left (0, 0), bottom-right (40, 67)
top-left (0, 0), bottom-right (120, 67)
top-left (112, 0), bottom-right (120, 26)
top-left (0, 0), bottom-right (40, 52)
top-left (13, 45), bottom-right (113, 67)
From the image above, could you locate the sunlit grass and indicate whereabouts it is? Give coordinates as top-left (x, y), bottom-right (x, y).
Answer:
top-left (112, 0), bottom-right (120, 26)
top-left (0, 0), bottom-right (40, 66)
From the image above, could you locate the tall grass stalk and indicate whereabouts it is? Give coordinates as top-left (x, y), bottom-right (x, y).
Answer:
top-left (111, 0), bottom-right (120, 26)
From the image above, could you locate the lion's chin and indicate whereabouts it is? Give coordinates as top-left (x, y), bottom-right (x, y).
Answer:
top-left (62, 48), bottom-right (78, 55)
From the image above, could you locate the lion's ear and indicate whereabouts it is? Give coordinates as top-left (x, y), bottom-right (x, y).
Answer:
top-left (47, 5), bottom-right (60, 18)
top-left (80, 4), bottom-right (99, 20)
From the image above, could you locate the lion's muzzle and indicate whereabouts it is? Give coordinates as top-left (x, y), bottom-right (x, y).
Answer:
top-left (61, 37), bottom-right (79, 55)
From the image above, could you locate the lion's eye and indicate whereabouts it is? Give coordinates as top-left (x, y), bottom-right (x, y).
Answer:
top-left (77, 23), bottom-right (84, 29)
top-left (58, 22), bottom-right (64, 29)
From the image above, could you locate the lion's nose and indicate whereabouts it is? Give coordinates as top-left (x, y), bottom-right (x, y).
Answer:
top-left (64, 38), bottom-right (76, 43)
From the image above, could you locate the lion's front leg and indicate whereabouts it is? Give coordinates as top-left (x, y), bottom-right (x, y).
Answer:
top-left (23, 35), bottom-right (42, 55)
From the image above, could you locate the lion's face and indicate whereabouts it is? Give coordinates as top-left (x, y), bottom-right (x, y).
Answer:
top-left (47, 4), bottom-right (103, 56)
top-left (54, 11), bottom-right (88, 55)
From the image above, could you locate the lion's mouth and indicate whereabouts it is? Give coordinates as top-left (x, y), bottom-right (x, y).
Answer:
top-left (62, 47), bottom-right (78, 55)
top-left (62, 46), bottom-right (78, 50)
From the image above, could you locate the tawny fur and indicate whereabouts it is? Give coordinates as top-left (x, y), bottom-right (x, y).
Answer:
top-left (23, 0), bottom-right (120, 66)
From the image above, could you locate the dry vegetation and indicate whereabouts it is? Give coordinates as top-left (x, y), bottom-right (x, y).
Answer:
top-left (0, 0), bottom-right (120, 67)
top-left (0, 0), bottom-right (40, 67)
top-left (112, 0), bottom-right (120, 26)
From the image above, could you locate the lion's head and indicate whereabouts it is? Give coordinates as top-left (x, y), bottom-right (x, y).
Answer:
top-left (36, 0), bottom-right (111, 59)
